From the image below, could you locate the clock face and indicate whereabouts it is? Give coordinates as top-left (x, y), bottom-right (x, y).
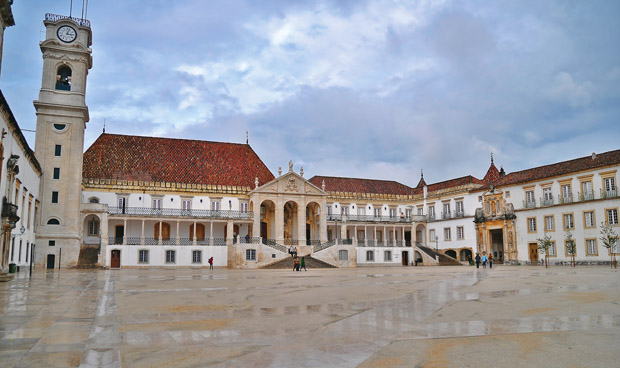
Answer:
top-left (57, 25), bottom-right (77, 43)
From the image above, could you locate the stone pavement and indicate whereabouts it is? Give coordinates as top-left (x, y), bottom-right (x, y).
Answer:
top-left (0, 265), bottom-right (618, 367)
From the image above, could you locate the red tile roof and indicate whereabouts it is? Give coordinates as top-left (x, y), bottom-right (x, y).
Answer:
top-left (309, 176), bottom-right (414, 195)
top-left (483, 162), bottom-right (500, 184)
top-left (413, 175), bottom-right (483, 194)
top-left (497, 149), bottom-right (620, 187)
top-left (83, 133), bottom-right (274, 188)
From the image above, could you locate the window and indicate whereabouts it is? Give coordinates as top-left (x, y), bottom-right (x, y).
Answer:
top-left (53, 123), bottom-right (66, 130)
top-left (544, 216), bottom-right (555, 232)
top-left (246, 249), bottom-right (256, 261)
top-left (444, 227), bottom-right (451, 241)
top-left (583, 211), bottom-right (595, 228)
top-left (443, 203), bottom-right (450, 218)
top-left (240, 202), bottom-right (248, 212)
top-left (373, 208), bottom-right (381, 217)
top-left (338, 250), bottom-right (348, 261)
top-left (51, 191), bottom-right (59, 203)
top-left (586, 239), bottom-right (597, 256)
top-left (455, 201), bottom-right (464, 216)
top-left (581, 181), bottom-right (593, 199)
top-left (525, 190), bottom-right (535, 205)
top-left (152, 198), bottom-right (162, 210)
top-left (139, 250), bottom-right (149, 263)
top-left (49, 240), bottom-right (56, 247)
top-left (389, 208), bottom-right (396, 218)
top-left (192, 250), bottom-right (202, 264)
top-left (384, 250), bottom-right (392, 261)
top-left (428, 206), bottom-right (435, 218)
top-left (117, 197), bottom-right (127, 210)
top-left (342, 206), bottom-right (349, 215)
top-left (55, 144), bottom-right (62, 156)
top-left (47, 218), bottom-right (60, 225)
top-left (417, 208), bottom-right (423, 216)
top-left (211, 201), bottom-right (221, 211)
top-left (429, 229), bottom-right (436, 242)
top-left (27, 195), bottom-right (33, 228)
top-left (88, 219), bottom-right (99, 236)
top-left (527, 217), bottom-right (537, 233)
top-left (543, 187), bottom-right (553, 204)
top-left (565, 240), bottom-right (576, 256)
top-left (89, 197), bottom-right (99, 203)
top-left (366, 250), bottom-right (374, 261)
top-left (55, 65), bottom-right (72, 90)
top-left (547, 241), bottom-right (556, 257)
top-left (358, 207), bottom-right (366, 216)
top-left (182, 199), bottom-right (192, 211)
top-left (606, 208), bottom-right (618, 225)
top-left (505, 191), bottom-right (510, 198)
top-left (563, 213), bottom-right (574, 230)
top-left (604, 177), bottom-right (616, 196)
top-left (165, 250), bottom-right (176, 264)
top-left (478, 196), bottom-right (483, 202)
top-left (561, 184), bottom-right (572, 201)
top-left (25, 242), bottom-right (29, 263)
top-left (405, 209), bottom-right (412, 218)
top-left (327, 206), bottom-right (332, 216)
top-left (457, 226), bottom-right (464, 240)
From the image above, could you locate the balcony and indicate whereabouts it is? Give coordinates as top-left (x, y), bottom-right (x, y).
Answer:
top-left (1, 197), bottom-right (19, 227)
top-left (108, 207), bottom-right (253, 220)
top-left (327, 214), bottom-right (413, 223)
top-left (541, 197), bottom-right (554, 207)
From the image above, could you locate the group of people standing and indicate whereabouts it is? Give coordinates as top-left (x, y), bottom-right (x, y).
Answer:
top-left (474, 253), bottom-right (493, 269)
top-left (289, 246), bottom-right (307, 271)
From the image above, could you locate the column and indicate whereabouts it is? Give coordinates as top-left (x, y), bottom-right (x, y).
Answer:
top-left (320, 203), bottom-right (328, 243)
top-left (340, 221), bottom-right (347, 240)
top-left (123, 219), bottom-right (127, 245)
top-left (275, 200), bottom-right (284, 243)
top-left (297, 203), bottom-right (306, 244)
top-left (209, 222), bottom-right (214, 245)
top-left (192, 222), bottom-right (197, 245)
top-left (226, 220), bottom-right (234, 246)
top-left (364, 226), bottom-right (368, 247)
top-left (253, 203), bottom-right (260, 242)
top-left (176, 221), bottom-right (180, 245)
top-left (158, 221), bottom-right (162, 245)
top-left (140, 219), bottom-right (145, 244)
top-left (502, 219), bottom-right (509, 262)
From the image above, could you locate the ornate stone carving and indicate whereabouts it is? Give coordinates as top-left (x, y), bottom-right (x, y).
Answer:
top-left (322, 180), bottom-right (325, 191)
top-left (254, 177), bottom-right (259, 189)
top-left (284, 178), bottom-right (298, 192)
top-left (288, 160), bottom-right (293, 172)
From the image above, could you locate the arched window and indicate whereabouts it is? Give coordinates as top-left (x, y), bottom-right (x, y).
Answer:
top-left (47, 218), bottom-right (60, 225)
top-left (55, 65), bottom-right (72, 91)
top-left (88, 219), bottom-right (99, 236)
top-left (89, 197), bottom-right (100, 203)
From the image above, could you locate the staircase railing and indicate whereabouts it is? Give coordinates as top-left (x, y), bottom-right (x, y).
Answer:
top-left (314, 239), bottom-right (336, 253)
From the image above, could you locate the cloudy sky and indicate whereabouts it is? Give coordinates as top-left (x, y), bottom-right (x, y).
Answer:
top-left (2, 0), bottom-right (619, 187)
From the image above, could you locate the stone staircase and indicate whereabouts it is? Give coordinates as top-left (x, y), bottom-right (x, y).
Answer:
top-left (77, 246), bottom-right (101, 268)
top-left (261, 255), bottom-right (336, 269)
top-left (416, 244), bottom-right (461, 266)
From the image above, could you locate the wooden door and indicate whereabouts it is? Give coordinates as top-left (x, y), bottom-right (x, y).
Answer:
top-left (154, 223), bottom-right (171, 240)
top-left (260, 222), bottom-right (268, 238)
top-left (529, 243), bottom-right (539, 263)
top-left (111, 250), bottom-right (121, 269)
top-left (189, 224), bottom-right (205, 241)
top-left (402, 251), bottom-right (409, 266)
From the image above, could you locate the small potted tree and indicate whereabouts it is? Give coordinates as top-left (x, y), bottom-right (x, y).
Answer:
top-left (537, 233), bottom-right (553, 268)
top-left (599, 221), bottom-right (618, 269)
top-left (565, 230), bottom-right (576, 267)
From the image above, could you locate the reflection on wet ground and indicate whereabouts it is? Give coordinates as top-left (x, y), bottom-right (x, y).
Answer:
top-left (1, 266), bottom-right (619, 367)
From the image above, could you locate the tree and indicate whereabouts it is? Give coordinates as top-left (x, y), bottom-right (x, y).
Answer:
top-left (599, 221), bottom-right (619, 269)
top-left (565, 230), bottom-right (576, 267)
top-left (537, 234), bottom-right (553, 268)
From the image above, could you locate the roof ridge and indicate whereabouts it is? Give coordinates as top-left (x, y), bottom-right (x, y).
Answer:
top-left (98, 132), bottom-right (249, 147)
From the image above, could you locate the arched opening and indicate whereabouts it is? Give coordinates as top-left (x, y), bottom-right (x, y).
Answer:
top-left (460, 249), bottom-right (472, 262)
top-left (55, 65), bottom-right (72, 91)
top-left (445, 250), bottom-right (457, 259)
top-left (47, 218), bottom-right (60, 225)
top-left (415, 224), bottom-right (426, 246)
top-left (260, 200), bottom-right (275, 240)
top-left (414, 251), bottom-right (423, 266)
top-left (88, 197), bottom-right (100, 203)
top-left (306, 201), bottom-right (321, 244)
top-left (82, 214), bottom-right (101, 245)
top-left (283, 201), bottom-right (299, 245)
top-left (154, 222), bottom-right (171, 241)
top-left (189, 224), bottom-right (205, 241)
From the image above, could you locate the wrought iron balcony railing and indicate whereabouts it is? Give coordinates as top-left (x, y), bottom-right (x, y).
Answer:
top-left (108, 207), bottom-right (253, 220)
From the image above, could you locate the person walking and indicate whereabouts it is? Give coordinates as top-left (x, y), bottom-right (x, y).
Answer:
top-left (293, 257), bottom-right (300, 271)
top-left (300, 257), bottom-right (307, 271)
top-left (489, 253), bottom-right (493, 268)
top-left (208, 256), bottom-right (214, 270)
top-left (475, 253), bottom-right (481, 269)
top-left (481, 253), bottom-right (487, 268)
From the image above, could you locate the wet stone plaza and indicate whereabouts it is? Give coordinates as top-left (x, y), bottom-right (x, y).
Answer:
top-left (0, 265), bottom-right (619, 368)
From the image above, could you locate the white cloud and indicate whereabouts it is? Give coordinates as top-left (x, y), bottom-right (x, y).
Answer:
top-left (549, 71), bottom-right (592, 108)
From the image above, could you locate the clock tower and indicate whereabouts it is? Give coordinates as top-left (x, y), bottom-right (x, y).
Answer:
top-left (33, 14), bottom-right (92, 268)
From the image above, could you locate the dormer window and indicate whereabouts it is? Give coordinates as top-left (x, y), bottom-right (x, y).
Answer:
top-left (55, 65), bottom-right (72, 91)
